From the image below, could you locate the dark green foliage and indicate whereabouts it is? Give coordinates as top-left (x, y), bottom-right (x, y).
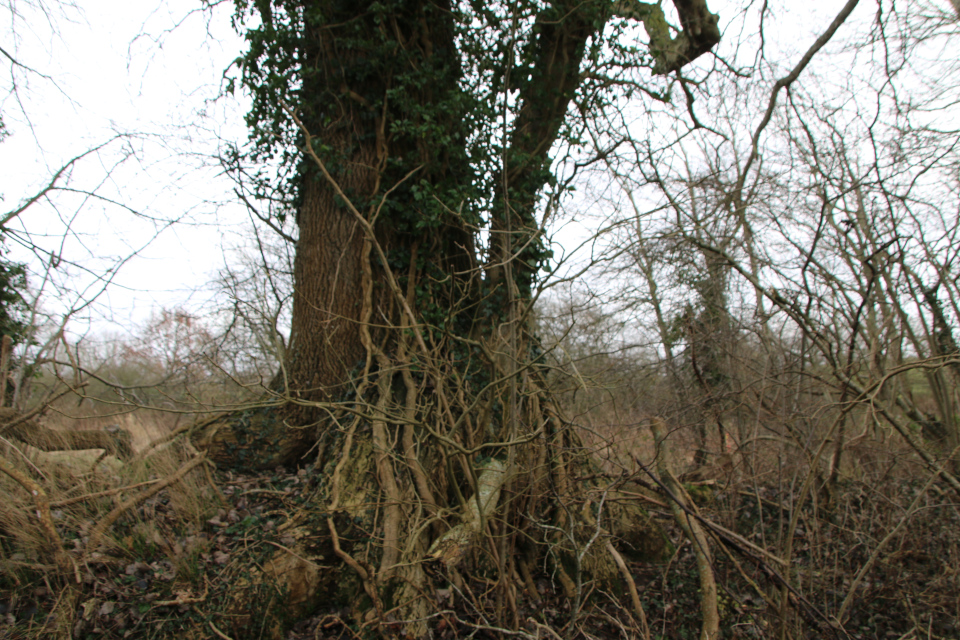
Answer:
top-left (225, 0), bottom-right (604, 318)
top-left (0, 236), bottom-right (29, 349)
top-left (231, 0), bottom-right (484, 218)
top-left (0, 123), bottom-right (31, 352)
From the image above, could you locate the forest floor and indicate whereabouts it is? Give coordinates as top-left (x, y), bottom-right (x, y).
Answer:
top-left (2, 445), bottom-right (959, 640)
top-left (0, 401), bottom-right (956, 640)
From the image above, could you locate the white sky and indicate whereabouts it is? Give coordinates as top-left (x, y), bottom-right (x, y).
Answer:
top-left (3, 0), bottom-right (954, 350)
top-left (1, 0), bottom-right (250, 341)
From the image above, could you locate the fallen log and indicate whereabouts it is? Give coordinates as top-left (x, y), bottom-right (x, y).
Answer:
top-left (0, 407), bottom-right (133, 460)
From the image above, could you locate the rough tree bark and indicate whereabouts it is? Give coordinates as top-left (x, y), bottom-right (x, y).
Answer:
top-left (192, 0), bottom-right (720, 635)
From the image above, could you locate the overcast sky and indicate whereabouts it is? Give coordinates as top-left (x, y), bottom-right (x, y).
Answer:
top-left (4, 0), bottom-right (948, 349)
top-left (1, 0), bottom-right (251, 341)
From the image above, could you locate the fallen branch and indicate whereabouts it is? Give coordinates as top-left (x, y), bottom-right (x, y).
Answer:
top-left (836, 447), bottom-right (959, 624)
top-left (634, 445), bottom-right (843, 638)
top-left (605, 540), bottom-right (651, 640)
top-left (134, 411), bottom-right (229, 464)
top-left (84, 453), bottom-right (206, 557)
top-left (650, 418), bottom-right (718, 640)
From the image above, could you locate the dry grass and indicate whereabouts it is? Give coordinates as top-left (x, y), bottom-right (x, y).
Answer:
top-left (537, 349), bottom-right (960, 639)
top-left (1, 359), bottom-right (959, 640)
top-left (0, 407), bottom-right (218, 597)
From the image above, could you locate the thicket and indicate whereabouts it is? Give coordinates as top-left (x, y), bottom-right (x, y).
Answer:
top-left (1, 0), bottom-right (959, 639)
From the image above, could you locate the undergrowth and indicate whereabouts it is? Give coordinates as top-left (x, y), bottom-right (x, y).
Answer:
top-left (1, 409), bottom-right (959, 640)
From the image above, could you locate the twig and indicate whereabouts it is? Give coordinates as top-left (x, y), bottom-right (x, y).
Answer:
top-left (263, 540), bottom-right (329, 568)
top-left (327, 518), bottom-right (382, 617)
top-left (51, 479), bottom-right (161, 508)
top-left (84, 454), bottom-right (206, 556)
top-left (154, 582), bottom-right (209, 608)
top-left (208, 620), bottom-right (235, 640)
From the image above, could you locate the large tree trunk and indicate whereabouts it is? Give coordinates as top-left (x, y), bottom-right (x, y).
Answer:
top-left (199, 0), bottom-right (480, 469)
top-left (191, 0), bottom-right (719, 634)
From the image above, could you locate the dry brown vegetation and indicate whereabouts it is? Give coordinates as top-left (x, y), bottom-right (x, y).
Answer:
top-left (2, 1), bottom-right (959, 639)
top-left (0, 304), bottom-right (957, 640)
